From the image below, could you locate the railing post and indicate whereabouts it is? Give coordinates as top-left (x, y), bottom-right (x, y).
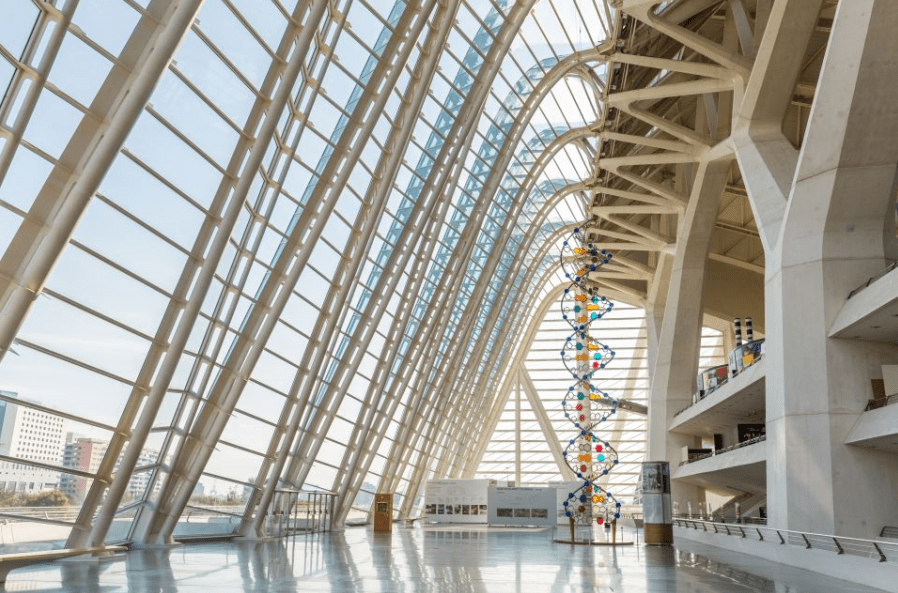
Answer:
top-left (833, 537), bottom-right (844, 554)
top-left (802, 533), bottom-right (811, 549)
top-left (872, 542), bottom-right (887, 562)
top-left (777, 531), bottom-right (785, 544)
top-left (739, 526), bottom-right (745, 538)
top-left (756, 528), bottom-right (763, 541)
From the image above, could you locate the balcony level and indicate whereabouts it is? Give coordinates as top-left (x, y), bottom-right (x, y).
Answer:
top-left (830, 263), bottom-right (898, 342)
top-left (845, 400), bottom-right (898, 453)
top-left (669, 358), bottom-right (766, 437)
top-left (673, 437), bottom-right (767, 495)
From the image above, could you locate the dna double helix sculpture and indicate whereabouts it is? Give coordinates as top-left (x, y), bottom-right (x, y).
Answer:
top-left (558, 223), bottom-right (622, 527)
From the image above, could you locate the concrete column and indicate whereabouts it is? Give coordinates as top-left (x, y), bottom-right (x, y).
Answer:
top-left (646, 156), bottom-right (731, 511)
top-left (765, 0), bottom-right (898, 537)
top-left (732, 0), bottom-right (825, 252)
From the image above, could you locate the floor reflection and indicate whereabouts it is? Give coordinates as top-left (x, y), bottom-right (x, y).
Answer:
top-left (0, 525), bottom-right (888, 592)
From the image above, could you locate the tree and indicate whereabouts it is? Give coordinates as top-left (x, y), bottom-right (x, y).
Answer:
top-left (22, 490), bottom-right (69, 507)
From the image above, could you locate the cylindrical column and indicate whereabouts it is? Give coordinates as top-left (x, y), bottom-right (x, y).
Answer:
top-left (733, 318), bottom-right (743, 347)
top-left (640, 461), bottom-right (673, 545)
top-left (744, 317), bottom-right (753, 342)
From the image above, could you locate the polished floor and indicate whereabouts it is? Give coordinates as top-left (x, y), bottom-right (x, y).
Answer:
top-left (3, 524), bottom-right (890, 592)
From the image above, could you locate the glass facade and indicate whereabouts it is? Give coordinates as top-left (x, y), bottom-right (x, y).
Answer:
top-left (0, 0), bottom-right (637, 546)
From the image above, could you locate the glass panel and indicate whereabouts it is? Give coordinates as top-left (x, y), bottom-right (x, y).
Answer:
top-left (0, 146), bottom-right (54, 212)
top-left (21, 90), bottom-right (83, 159)
top-left (0, 1), bottom-right (40, 60)
top-left (48, 33), bottom-right (112, 107)
top-left (71, 0), bottom-right (140, 57)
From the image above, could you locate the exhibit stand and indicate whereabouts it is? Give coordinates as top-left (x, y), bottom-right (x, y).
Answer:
top-left (640, 461), bottom-right (673, 544)
top-left (424, 479), bottom-right (495, 523)
top-left (373, 493), bottom-right (393, 532)
top-left (486, 486), bottom-right (556, 526)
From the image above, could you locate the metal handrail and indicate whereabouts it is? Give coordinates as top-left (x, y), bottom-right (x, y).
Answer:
top-left (865, 393), bottom-right (898, 410)
top-left (674, 519), bottom-right (898, 564)
top-left (263, 490), bottom-right (335, 537)
top-left (680, 435), bottom-right (766, 466)
top-left (847, 260), bottom-right (898, 299)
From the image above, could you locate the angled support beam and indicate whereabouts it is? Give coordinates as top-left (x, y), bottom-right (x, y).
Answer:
top-left (514, 369), bottom-right (522, 485)
top-left (392, 192), bottom-right (587, 501)
top-left (731, 0), bottom-right (826, 252)
top-left (616, 104), bottom-right (712, 147)
top-left (73, 0), bottom-right (331, 549)
top-left (593, 205), bottom-right (679, 215)
top-left (728, 0), bottom-right (756, 58)
top-left (588, 228), bottom-right (664, 247)
top-left (519, 363), bottom-right (575, 480)
top-left (0, 1), bottom-right (74, 180)
top-left (600, 214), bottom-right (672, 246)
top-left (609, 78), bottom-right (735, 105)
top-left (608, 253), bottom-right (655, 276)
top-left (593, 185), bottom-right (685, 209)
top-left (375, 109), bottom-right (611, 510)
top-left (608, 167), bottom-right (689, 206)
top-left (586, 279), bottom-right (648, 306)
top-left (0, 0), bottom-right (203, 365)
top-left (599, 151), bottom-right (699, 168)
top-left (245, 0), bottom-right (459, 536)
top-left (599, 131), bottom-right (695, 154)
top-left (708, 252), bottom-right (764, 274)
top-left (623, 0), bottom-right (753, 76)
top-left (324, 1), bottom-right (539, 524)
top-left (612, 53), bottom-right (735, 79)
top-left (133, 0), bottom-right (433, 544)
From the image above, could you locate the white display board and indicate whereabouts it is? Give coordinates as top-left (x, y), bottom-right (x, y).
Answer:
top-left (548, 481), bottom-right (583, 524)
top-left (640, 461), bottom-right (672, 524)
top-left (487, 487), bottom-right (557, 527)
top-left (424, 479), bottom-right (496, 523)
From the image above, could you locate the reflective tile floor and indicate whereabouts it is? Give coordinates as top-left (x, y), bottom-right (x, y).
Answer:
top-left (3, 524), bottom-right (891, 592)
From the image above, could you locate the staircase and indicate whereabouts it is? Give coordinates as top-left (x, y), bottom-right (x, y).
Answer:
top-left (715, 491), bottom-right (765, 522)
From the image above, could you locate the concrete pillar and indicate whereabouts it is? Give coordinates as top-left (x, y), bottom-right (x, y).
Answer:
top-left (647, 156), bottom-right (732, 511)
top-left (732, 0), bottom-right (826, 252)
top-left (765, 0), bottom-right (898, 537)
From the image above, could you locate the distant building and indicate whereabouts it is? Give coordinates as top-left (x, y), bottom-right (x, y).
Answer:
top-left (60, 437), bottom-right (163, 502)
top-left (60, 436), bottom-right (108, 501)
top-left (0, 391), bottom-right (66, 493)
top-left (124, 448), bottom-right (162, 500)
